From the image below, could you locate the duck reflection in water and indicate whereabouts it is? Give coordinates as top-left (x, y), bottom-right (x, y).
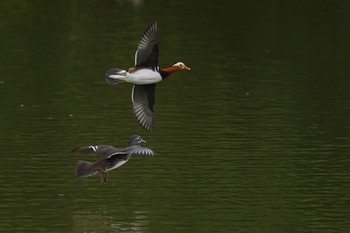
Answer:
top-left (72, 135), bottom-right (155, 183)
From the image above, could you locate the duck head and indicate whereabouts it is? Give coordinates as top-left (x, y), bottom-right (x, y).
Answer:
top-left (172, 62), bottom-right (191, 71)
top-left (161, 62), bottom-right (191, 74)
top-left (128, 135), bottom-right (146, 146)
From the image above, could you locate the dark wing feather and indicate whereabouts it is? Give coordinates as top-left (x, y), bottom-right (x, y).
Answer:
top-left (105, 152), bottom-right (129, 165)
top-left (71, 145), bottom-right (118, 156)
top-left (132, 84), bottom-right (156, 130)
top-left (135, 21), bottom-right (159, 67)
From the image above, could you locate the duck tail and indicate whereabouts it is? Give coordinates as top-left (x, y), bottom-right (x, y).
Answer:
top-left (105, 68), bottom-right (127, 85)
top-left (76, 161), bottom-right (98, 178)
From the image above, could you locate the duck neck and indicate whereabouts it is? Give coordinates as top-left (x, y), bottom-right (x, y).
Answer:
top-left (128, 141), bottom-right (134, 147)
top-left (160, 66), bottom-right (177, 79)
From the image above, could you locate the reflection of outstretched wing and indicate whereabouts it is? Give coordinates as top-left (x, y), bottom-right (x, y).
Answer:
top-left (124, 145), bottom-right (156, 156)
top-left (107, 145), bottom-right (156, 159)
top-left (71, 145), bottom-right (118, 156)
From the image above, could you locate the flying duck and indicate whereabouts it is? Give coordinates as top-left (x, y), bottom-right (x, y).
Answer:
top-left (105, 21), bottom-right (190, 130)
top-left (72, 135), bottom-right (155, 183)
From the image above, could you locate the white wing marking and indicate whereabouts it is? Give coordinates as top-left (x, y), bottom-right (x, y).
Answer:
top-left (134, 50), bottom-right (139, 66)
top-left (89, 146), bottom-right (97, 152)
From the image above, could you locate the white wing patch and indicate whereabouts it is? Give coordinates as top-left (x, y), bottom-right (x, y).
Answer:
top-left (131, 85), bottom-right (136, 103)
top-left (134, 50), bottom-right (139, 66)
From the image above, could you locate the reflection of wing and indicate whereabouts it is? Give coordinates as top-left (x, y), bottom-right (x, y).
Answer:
top-left (135, 21), bottom-right (159, 67)
top-left (106, 145), bottom-right (156, 159)
top-left (124, 145), bottom-right (156, 156)
top-left (132, 84), bottom-right (156, 131)
top-left (71, 145), bottom-right (118, 156)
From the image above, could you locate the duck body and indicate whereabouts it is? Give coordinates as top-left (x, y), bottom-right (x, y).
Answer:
top-left (75, 152), bottom-right (130, 178)
top-left (105, 21), bottom-right (190, 130)
top-left (72, 135), bottom-right (155, 183)
top-left (108, 67), bottom-right (163, 85)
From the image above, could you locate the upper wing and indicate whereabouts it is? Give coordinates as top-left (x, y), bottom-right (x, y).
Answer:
top-left (71, 145), bottom-right (118, 156)
top-left (132, 84), bottom-right (156, 130)
top-left (135, 21), bottom-right (159, 67)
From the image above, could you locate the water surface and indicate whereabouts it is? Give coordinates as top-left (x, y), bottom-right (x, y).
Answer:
top-left (0, 1), bottom-right (349, 232)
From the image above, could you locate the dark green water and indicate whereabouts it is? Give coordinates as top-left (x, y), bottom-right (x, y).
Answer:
top-left (0, 1), bottom-right (349, 232)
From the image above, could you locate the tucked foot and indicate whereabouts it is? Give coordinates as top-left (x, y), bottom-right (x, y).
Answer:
top-left (99, 170), bottom-right (108, 183)
top-left (103, 170), bottom-right (109, 183)
top-left (99, 172), bottom-right (104, 183)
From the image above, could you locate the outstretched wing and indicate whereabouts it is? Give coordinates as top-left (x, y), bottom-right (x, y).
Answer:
top-left (71, 145), bottom-right (118, 156)
top-left (132, 84), bottom-right (156, 131)
top-left (125, 145), bottom-right (156, 156)
top-left (135, 21), bottom-right (159, 67)
top-left (106, 145), bottom-right (156, 159)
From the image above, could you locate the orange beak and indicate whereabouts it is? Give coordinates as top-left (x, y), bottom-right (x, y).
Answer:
top-left (184, 65), bottom-right (191, 71)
